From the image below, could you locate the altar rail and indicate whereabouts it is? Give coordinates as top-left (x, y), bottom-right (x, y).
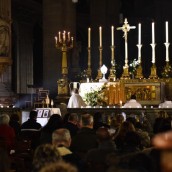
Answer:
top-left (67, 107), bottom-right (172, 115)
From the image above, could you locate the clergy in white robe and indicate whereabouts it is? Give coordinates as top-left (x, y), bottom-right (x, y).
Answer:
top-left (67, 88), bottom-right (87, 108)
top-left (123, 94), bottom-right (142, 108)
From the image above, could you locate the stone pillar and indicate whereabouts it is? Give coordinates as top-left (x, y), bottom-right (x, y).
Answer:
top-left (43, 0), bottom-right (76, 96)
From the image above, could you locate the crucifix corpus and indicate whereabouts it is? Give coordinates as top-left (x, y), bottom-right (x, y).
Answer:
top-left (117, 18), bottom-right (136, 78)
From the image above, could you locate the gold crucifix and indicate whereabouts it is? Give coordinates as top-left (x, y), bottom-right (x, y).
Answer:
top-left (117, 18), bottom-right (136, 78)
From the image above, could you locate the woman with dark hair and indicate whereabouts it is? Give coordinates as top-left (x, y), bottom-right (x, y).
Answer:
top-left (39, 114), bottom-right (63, 145)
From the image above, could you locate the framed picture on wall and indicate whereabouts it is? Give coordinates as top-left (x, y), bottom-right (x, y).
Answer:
top-left (43, 109), bottom-right (50, 118)
top-left (37, 109), bottom-right (43, 118)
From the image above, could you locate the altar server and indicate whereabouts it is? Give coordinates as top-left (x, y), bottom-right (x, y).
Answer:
top-left (159, 97), bottom-right (172, 108)
top-left (123, 94), bottom-right (142, 108)
top-left (67, 88), bottom-right (87, 108)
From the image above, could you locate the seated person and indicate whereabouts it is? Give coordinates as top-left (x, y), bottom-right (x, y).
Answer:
top-left (21, 110), bottom-right (42, 149)
top-left (159, 97), bottom-right (172, 108)
top-left (123, 94), bottom-right (142, 108)
top-left (67, 88), bottom-right (87, 108)
top-left (21, 110), bottom-right (42, 131)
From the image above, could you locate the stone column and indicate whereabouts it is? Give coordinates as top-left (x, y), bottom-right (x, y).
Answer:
top-left (43, 0), bottom-right (76, 96)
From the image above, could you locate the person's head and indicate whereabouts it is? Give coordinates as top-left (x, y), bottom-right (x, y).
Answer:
top-left (165, 95), bottom-right (171, 101)
top-left (0, 114), bottom-right (10, 125)
top-left (68, 113), bottom-right (78, 124)
top-left (44, 114), bottom-right (63, 132)
top-left (80, 114), bottom-right (93, 128)
top-left (40, 161), bottom-right (78, 172)
top-left (29, 110), bottom-right (38, 120)
top-left (10, 113), bottom-right (20, 122)
top-left (52, 128), bottom-right (71, 147)
top-left (32, 144), bottom-right (61, 172)
top-left (118, 121), bottom-right (135, 136)
top-left (96, 127), bottom-right (111, 142)
top-left (131, 94), bottom-right (136, 100)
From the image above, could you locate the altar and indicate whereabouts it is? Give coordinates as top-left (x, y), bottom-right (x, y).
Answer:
top-left (79, 79), bottom-right (165, 106)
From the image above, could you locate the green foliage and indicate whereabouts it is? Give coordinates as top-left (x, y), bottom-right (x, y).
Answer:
top-left (161, 64), bottom-right (172, 78)
top-left (84, 86), bottom-right (107, 106)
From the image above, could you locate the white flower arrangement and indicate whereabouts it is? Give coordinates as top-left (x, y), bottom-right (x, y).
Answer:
top-left (84, 86), bottom-right (107, 107)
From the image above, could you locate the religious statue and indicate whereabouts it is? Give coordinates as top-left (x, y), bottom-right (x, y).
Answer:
top-left (0, 18), bottom-right (9, 57)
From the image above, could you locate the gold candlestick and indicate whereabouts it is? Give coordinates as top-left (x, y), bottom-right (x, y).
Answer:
top-left (135, 44), bottom-right (143, 79)
top-left (96, 46), bottom-right (103, 80)
top-left (55, 31), bottom-right (74, 95)
top-left (108, 45), bottom-right (116, 81)
top-left (149, 43), bottom-right (158, 79)
top-left (86, 47), bottom-right (92, 78)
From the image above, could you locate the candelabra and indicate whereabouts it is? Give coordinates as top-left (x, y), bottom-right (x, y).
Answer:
top-left (149, 43), bottom-right (158, 79)
top-left (108, 45), bottom-right (116, 81)
top-left (135, 44), bottom-right (143, 79)
top-left (96, 46), bottom-right (103, 80)
top-left (55, 31), bottom-right (74, 95)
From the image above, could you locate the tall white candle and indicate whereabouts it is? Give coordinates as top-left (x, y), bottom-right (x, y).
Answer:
top-left (63, 31), bottom-right (66, 41)
top-left (111, 26), bottom-right (114, 46)
top-left (138, 23), bottom-right (141, 45)
top-left (166, 21), bottom-right (169, 43)
top-left (99, 26), bottom-right (102, 47)
top-left (88, 27), bottom-right (91, 48)
top-left (152, 22), bottom-right (155, 44)
top-left (55, 36), bottom-right (57, 44)
top-left (59, 32), bottom-right (61, 42)
top-left (68, 32), bottom-right (70, 41)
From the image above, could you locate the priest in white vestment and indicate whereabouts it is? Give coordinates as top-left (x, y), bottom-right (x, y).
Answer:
top-left (123, 94), bottom-right (142, 108)
top-left (67, 88), bottom-right (87, 108)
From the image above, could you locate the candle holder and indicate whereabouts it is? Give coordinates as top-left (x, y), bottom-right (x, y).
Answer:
top-left (149, 43), bottom-right (158, 79)
top-left (55, 31), bottom-right (74, 95)
top-left (108, 45), bottom-right (116, 81)
top-left (96, 46), bottom-right (103, 80)
top-left (135, 44), bottom-right (143, 79)
top-left (149, 63), bottom-right (158, 79)
top-left (86, 47), bottom-right (92, 78)
top-left (121, 65), bottom-right (130, 79)
top-left (162, 42), bottom-right (171, 78)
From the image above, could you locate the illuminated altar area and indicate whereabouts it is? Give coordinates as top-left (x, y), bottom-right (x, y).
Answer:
top-left (56, 18), bottom-right (171, 106)
top-left (79, 80), bottom-right (165, 106)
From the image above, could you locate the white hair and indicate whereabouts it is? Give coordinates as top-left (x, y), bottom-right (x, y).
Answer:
top-left (0, 114), bottom-right (10, 125)
top-left (52, 128), bottom-right (71, 147)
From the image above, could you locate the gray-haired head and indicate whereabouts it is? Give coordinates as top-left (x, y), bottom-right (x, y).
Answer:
top-left (52, 128), bottom-right (71, 147)
top-left (0, 114), bottom-right (10, 125)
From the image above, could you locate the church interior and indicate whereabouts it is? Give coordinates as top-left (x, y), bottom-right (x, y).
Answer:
top-left (1, 1), bottom-right (172, 172)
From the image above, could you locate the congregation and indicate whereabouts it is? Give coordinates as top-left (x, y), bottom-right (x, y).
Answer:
top-left (0, 106), bottom-right (172, 172)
